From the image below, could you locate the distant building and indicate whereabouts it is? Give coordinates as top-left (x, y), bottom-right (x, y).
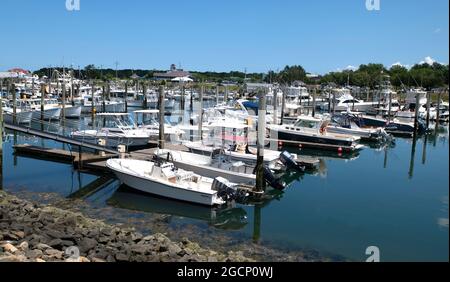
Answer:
top-left (153, 64), bottom-right (191, 81)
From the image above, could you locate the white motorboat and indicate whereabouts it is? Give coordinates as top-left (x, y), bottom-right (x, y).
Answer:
top-left (132, 109), bottom-right (185, 142)
top-left (2, 100), bottom-right (33, 124)
top-left (267, 115), bottom-right (364, 151)
top-left (106, 158), bottom-right (243, 206)
top-left (21, 98), bottom-right (62, 120)
top-left (396, 89), bottom-right (427, 118)
top-left (71, 113), bottom-right (152, 148)
top-left (183, 140), bottom-right (283, 163)
top-left (327, 113), bottom-right (392, 142)
top-left (79, 96), bottom-right (126, 113)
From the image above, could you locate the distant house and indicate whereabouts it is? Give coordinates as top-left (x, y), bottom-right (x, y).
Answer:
top-left (0, 68), bottom-right (31, 79)
top-left (153, 64), bottom-right (191, 81)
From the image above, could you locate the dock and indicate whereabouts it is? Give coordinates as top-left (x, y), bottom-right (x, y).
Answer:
top-left (13, 143), bottom-right (319, 173)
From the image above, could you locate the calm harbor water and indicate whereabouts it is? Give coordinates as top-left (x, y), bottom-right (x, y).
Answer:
top-left (1, 105), bottom-right (448, 262)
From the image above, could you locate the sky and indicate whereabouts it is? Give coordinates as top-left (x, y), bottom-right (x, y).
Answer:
top-left (0, 0), bottom-right (448, 74)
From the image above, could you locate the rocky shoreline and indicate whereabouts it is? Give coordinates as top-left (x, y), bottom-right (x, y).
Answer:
top-left (0, 191), bottom-right (252, 262)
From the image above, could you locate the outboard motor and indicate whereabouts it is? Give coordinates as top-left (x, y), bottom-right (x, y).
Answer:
top-left (263, 166), bottom-right (286, 190)
top-left (279, 151), bottom-right (305, 172)
top-left (212, 177), bottom-right (248, 202)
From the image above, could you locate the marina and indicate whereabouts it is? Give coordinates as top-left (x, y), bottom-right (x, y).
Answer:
top-left (0, 1), bottom-right (448, 267)
top-left (1, 83), bottom-right (448, 261)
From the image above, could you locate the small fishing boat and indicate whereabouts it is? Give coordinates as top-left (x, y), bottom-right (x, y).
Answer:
top-left (2, 100), bottom-right (33, 124)
top-left (327, 113), bottom-right (393, 142)
top-left (396, 89), bottom-right (427, 119)
top-left (347, 112), bottom-right (427, 136)
top-left (267, 116), bottom-right (364, 152)
top-left (106, 158), bottom-right (248, 206)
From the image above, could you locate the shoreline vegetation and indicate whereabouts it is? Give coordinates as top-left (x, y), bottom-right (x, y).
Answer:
top-left (32, 62), bottom-right (449, 91)
top-left (0, 190), bottom-right (341, 262)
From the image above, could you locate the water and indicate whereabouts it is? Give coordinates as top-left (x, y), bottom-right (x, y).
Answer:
top-left (1, 104), bottom-right (448, 262)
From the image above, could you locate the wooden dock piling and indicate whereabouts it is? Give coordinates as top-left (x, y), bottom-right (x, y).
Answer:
top-left (159, 85), bottom-right (165, 149)
top-left (280, 87), bottom-right (286, 125)
top-left (91, 81), bottom-right (95, 121)
top-left (11, 83), bottom-right (17, 124)
top-left (255, 89), bottom-right (266, 193)
top-left (198, 83), bottom-right (204, 142)
top-left (425, 92), bottom-right (431, 127)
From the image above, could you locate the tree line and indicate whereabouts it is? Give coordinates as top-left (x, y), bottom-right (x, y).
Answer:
top-left (33, 62), bottom-right (449, 90)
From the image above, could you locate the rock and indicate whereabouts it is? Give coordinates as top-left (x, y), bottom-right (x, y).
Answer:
top-left (115, 253), bottom-right (129, 262)
top-left (131, 232), bottom-right (143, 242)
top-left (25, 249), bottom-right (43, 259)
top-left (60, 240), bottom-right (74, 247)
top-left (142, 235), bottom-right (154, 241)
top-left (2, 243), bottom-right (18, 254)
top-left (0, 255), bottom-right (27, 262)
top-left (65, 257), bottom-right (82, 262)
top-left (36, 258), bottom-right (46, 262)
top-left (12, 231), bottom-right (25, 239)
top-left (91, 257), bottom-right (106, 262)
top-left (78, 238), bottom-right (97, 253)
top-left (35, 243), bottom-right (51, 250)
top-left (18, 241), bottom-right (29, 251)
top-left (168, 244), bottom-right (182, 257)
top-left (207, 256), bottom-right (218, 262)
top-left (46, 229), bottom-right (65, 239)
top-left (80, 256), bottom-right (90, 262)
top-left (44, 249), bottom-right (64, 259)
top-left (48, 239), bottom-right (63, 248)
top-left (98, 236), bottom-right (110, 244)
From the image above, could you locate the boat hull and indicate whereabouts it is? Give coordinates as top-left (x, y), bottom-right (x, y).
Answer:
top-left (31, 108), bottom-right (61, 121)
top-left (108, 163), bottom-right (219, 206)
top-left (81, 102), bottom-right (125, 113)
top-left (3, 111), bottom-right (33, 124)
top-left (63, 105), bottom-right (82, 118)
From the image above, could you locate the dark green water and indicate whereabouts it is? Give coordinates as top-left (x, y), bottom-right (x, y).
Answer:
top-left (1, 118), bottom-right (448, 262)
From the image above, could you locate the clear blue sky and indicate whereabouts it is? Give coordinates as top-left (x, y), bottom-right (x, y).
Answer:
top-left (0, 0), bottom-right (448, 74)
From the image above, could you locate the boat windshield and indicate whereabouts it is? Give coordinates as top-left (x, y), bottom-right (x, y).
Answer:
top-left (294, 119), bottom-right (320, 128)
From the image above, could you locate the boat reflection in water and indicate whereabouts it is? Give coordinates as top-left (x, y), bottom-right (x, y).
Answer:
top-left (107, 185), bottom-right (248, 230)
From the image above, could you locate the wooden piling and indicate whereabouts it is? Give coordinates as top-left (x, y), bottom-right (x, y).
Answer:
top-left (142, 82), bottom-right (148, 109)
top-left (435, 91), bottom-right (442, 126)
top-left (198, 83), bottom-right (204, 142)
top-left (102, 84), bottom-right (106, 112)
top-left (11, 83), bottom-right (17, 124)
top-left (216, 85), bottom-right (219, 105)
top-left (40, 84), bottom-right (45, 121)
top-left (425, 92), bottom-right (431, 127)
top-left (280, 87), bottom-right (286, 125)
top-left (387, 90), bottom-right (392, 121)
top-left (272, 88), bottom-right (278, 125)
top-left (31, 77), bottom-right (35, 96)
top-left (328, 91), bottom-right (331, 113)
top-left (70, 71), bottom-right (74, 105)
top-left (413, 92), bottom-right (420, 138)
top-left (62, 80), bottom-right (66, 119)
top-left (255, 89), bottom-right (266, 193)
top-left (312, 87), bottom-right (316, 117)
top-left (224, 85), bottom-right (228, 103)
top-left (158, 85), bottom-right (165, 149)
top-left (91, 81), bottom-right (95, 122)
top-left (180, 83), bottom-right (185, 111)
